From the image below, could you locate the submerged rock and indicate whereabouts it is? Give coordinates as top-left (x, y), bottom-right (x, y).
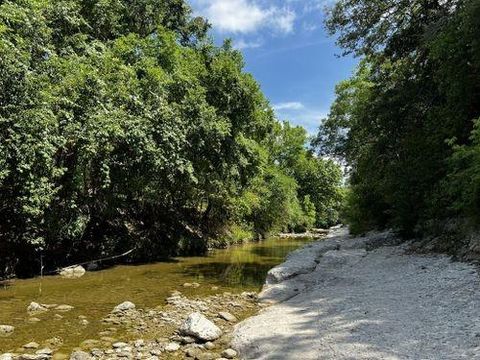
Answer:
top-left (55, 305), bottom-right (74, 312)
top-left (59, 266), bottom-right (86, 279)
top-left (0, 325), bottom-right (14, 336)
top-left (27, 302), bottom-right (48, 313)
top-left (218, 312), bottom-right (237, 323)
top-left (69, 351), bottom-right (92, 360)
top-left (180, 313), bottom-right (222, 341)
top-left (113, 301), bottom-right (136, 313)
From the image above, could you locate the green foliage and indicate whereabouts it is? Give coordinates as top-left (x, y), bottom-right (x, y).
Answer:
top-left (0, 0), bottom-right (343, 278)
top-left (318, 0), bottom-right (480, 238)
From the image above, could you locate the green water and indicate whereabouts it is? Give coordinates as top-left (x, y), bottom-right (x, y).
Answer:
top-left (0, 236), bottom-right (313, 353)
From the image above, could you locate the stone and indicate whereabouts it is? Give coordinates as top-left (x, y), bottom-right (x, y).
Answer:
top-left (20, 354), bottom-right (49, 360)
top-left (23, 342), bottom-right (40, 349)
top-left (27, 302), bottom-right (48, 313)
top-left (164, 343), bottom-right (180, 352)
top-left (0, 325), bottom-right (14, 336)
top-left (35, 349), bottom-right (53, 356)
top-left (28, 318), bottom-right (41, 323)
top-left (69, 351), bottom-right (92, 360)
top-left (113, 301), bottom-right (135, 313)
top-left (204, 342), bottom-right (215, 350)
top-left (133, 340), bottom-right (144, 348)
top-left (221, 349), bottom-right (237, 359)
top-left (0, 354), bottom-right (13, 360)
top-left (112, 342), bottom-right (128, 349)
top-left (185, 348), bottom-right (202, 358)
top-left (54, 314), bottom-right (63, 320)
top-left (55, 305), bottom-right (74, 312)
top-left (180, 313), bottom-right (222, 341)
top-left (79, 319), bottom-right (89, 326)
top-left (218, 312), bottom-right (237, 323)
top-left (59, 266), bottom-right (86, 279)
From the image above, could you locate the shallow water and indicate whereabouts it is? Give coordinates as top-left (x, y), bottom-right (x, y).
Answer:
top-left (0, 236), bottom-right (313, 353)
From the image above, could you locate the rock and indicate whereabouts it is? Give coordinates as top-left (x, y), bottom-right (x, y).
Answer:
top-left (113, 301), bottom-right (135, 313)
top-left (27, 302), bottom-right (48, 313)
top-left (204, 342), bottom-right (215, 350)
top-left (79, 319), bottom-right (89, 326)
top-left (165, 343), bottom-right (180, 352)
top-left (0, 325), bottom-right (14, 336)
top-left (221, 349), bottom-right (237, 359)
top-left (112, 342), bottom-right (128, 349)
top-left (55, 305), bottom-right (74, 312)
top-left (218, 312), bottom-right (237, 323)
top-left (0, 354), bottom-right (13, 360)
top-left (23, 342), bottom-right (40, 349)
top-left (59, 266), bottom-right (86, 279)
top-left (185, 348), bottom-right (202, 358)
top-left (69, 351), bottom-right (92, 360)
top-left (133, 340), bottom-right (144, 348)
top-left (20, 354), bottom-right (49, 360)
top-left (35, 349), bottom-right (53, 356)
top-left (180, 313), bottom-right (222, 341)
top-left (54, 314), bottom-right (63, 320)
top-left (28, 318), bottom-right (41, 323)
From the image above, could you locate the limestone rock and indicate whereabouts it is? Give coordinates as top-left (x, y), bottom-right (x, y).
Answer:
top-left (69, 351), bottom-right (92, 360)
top-left (27, 302), bottom-right (48, 313)
top-left (113, 301), bottom-right (135, 313)
top-left (164, 342), bottom-right (180, 352)
top-left (0, 325), bottom-right (14, 336)
top-left (180, 313), bottom-right (222, 341)
top-left (218, 312), bottom-right (237, 322)
top-left (221, 349), bottom-right (237, 359)
top-left (59, 266), bottom-right (86, 279)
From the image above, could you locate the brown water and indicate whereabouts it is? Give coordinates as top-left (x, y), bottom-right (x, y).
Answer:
top-left (0, 236), bottom-right (313, 353)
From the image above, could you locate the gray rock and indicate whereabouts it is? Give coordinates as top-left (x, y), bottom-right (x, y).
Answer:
top-left (20, 354), bottom-right (49, 360)
top-left (180, 313), bottom-right (222, 341)
top-left (218, 312), bottom-right (237, 322)
top-left (69, 351), bottom-right (92, 360)
top-left (112, 342), bottom-right (128, 349)
top-left (35, 349), bottom-right (53, 356)
top-left (113, 301), bottom-right (135, 313)
top-left (59, 265), bottom-right (86, 279)
top-left (164, 343), bottom-right (180, 352)
top-left (221, 349), bottom-right (237, 359)
top-left (27, 302), bottom-right (48, 313)
top-left (0, 325), bottom-right (14, 336)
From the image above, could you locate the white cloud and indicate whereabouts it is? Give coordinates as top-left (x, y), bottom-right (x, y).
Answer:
top-left (193, 0), bottom-right (296, 34)
top-left (274, 105), bottom-right (328, 135)
top-left (273, 102), bottom-right (305, 110)
top-left (235, 38), bottom-right (263, 50)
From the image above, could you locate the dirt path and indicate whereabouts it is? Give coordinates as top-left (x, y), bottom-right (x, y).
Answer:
top-left (232, 229), bottom-right (480, 359)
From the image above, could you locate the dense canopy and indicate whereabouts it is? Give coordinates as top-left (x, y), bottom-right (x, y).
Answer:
top-left (0, 0), bottom-right (343, 278)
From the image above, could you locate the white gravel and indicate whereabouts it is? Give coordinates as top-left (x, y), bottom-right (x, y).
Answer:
top-left (232, 229), bottom-right (480, 359)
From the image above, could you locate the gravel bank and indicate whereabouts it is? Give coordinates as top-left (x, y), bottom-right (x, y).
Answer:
top-left (232, 229), bottom-right (480, 359)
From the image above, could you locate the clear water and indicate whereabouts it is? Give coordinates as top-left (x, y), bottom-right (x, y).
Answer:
top-left (0, 236), bottom-right (313, 353)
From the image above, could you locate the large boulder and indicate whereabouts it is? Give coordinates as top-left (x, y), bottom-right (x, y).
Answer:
top-left (0, 325), bottom-right (14, 336)
top-left (180, 313), bottom-right (222, 341)
top-left (59, 266), bottom-right (86, 279)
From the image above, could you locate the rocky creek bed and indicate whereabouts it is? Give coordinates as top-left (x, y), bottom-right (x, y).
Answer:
top-left (1, 289), bottom-right (259, 360)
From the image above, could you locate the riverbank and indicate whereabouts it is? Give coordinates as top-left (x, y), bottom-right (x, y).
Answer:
top-left (0, 234), bottom-right (319, 359)
top-left (232, 228), bottom-right (480, 359)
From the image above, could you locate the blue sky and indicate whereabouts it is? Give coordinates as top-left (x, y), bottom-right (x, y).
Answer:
top-left (190, 0), bottom-right (358, 135)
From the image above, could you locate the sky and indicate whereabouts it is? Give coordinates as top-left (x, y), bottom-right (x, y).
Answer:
top-left (189, 0), bottom-right (358, 135)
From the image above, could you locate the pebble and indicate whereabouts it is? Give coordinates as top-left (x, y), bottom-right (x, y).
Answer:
top-left (0, 325), bottom-right (15, 336)
top-left (218, 312), bottom-right (237, 322)
top-left (27, 302), bottom-right (48, 313)
top-left (55, 305), bottom-right (74, 312)
top-left (165, 342), bottom-right (180, 352)
top-left (204, 342), bottom-right (215, 350)
top-left (221, 349), bottom-right (237, 359)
